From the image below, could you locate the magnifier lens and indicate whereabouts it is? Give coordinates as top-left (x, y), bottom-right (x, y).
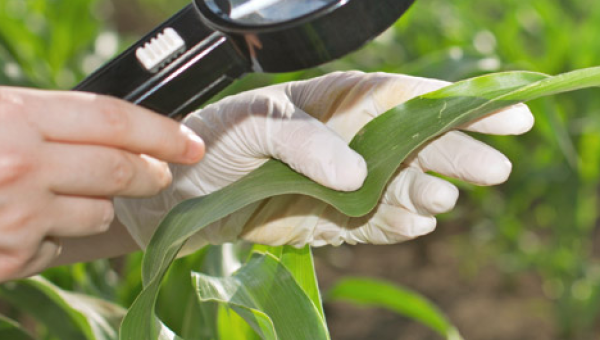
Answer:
top-left (206, 0), bottom-right (339, 25)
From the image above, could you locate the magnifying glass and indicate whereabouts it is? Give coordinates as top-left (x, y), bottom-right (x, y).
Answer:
top-left (75, 0), bottom-right (415, 119)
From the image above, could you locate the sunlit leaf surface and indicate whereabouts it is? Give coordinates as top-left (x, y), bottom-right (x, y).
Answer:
top-left (252, 245), bottom-right (325, 320)
top-left (194, 253), bottom-right (329, 340)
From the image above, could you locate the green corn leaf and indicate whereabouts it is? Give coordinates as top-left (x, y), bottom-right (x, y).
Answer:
top-left (206, 244), bottom-right (323, 340)
top-left (0, 277), bottom-right (125, 340)
top-left (252, 245), bottom-right (325, 320)
top-left (326, 277), bottom-right (462, 340)
top-left (193, 252), bottom-right (329, 340)
top-left (279, 246), bottom-right (325, 321)
top-left (0, 314), bottom-right (35, 340)
top-left (217, 304), bottom-right (261, 340)
top-left (119, 67), bottom-right (600, 340)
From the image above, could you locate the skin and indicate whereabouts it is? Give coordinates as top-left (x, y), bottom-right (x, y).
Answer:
top-left (0, 86), bottom-right (205, 282)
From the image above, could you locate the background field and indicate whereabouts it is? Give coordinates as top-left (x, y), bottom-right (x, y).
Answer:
top-left (1, 0), bottom-right (600, 339)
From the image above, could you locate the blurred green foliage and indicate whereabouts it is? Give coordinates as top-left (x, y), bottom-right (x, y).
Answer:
top-left (1, 0), bottom-right (600, 339)
top-left (0, 0), bottom-right (101, 88)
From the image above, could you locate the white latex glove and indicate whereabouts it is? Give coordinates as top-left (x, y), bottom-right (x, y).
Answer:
top-left (115, 71), bottom-right (533, 250)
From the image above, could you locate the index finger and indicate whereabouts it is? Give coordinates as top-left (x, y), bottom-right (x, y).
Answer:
top-left (8, 87), bottom-right (204, 164)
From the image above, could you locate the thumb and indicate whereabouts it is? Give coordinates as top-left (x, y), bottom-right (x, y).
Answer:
top-left (265, 105), bottom-right (367, 192)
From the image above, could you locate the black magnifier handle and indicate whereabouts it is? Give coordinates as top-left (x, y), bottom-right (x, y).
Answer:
top-left (74, 5), bottom-right (250, 119)
top-left (75, 0), bottom-right (416, 119)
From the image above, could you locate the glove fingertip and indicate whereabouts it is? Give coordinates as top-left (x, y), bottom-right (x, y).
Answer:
top-left (464, 103), bottom-right (534, 135)
top-left (425, 180), bottom-right (459, 215)
top-left (392, 213), bottom-right (437, 240)
top-left (411, 216), bottom-right (437, 238)
top-left (327, 149), bottom-right (368, 191)
top-left (500, 103), bottom-right (535, 135)
top-left (479, 155), bottom-right (512, 186)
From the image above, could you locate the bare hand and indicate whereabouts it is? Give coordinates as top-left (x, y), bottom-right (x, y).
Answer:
top-left (0, 87), bottom-right (204, 281)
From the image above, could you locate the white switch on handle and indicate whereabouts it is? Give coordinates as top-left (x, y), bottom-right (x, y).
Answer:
top-left (136, 28), bottom-right (186, 73)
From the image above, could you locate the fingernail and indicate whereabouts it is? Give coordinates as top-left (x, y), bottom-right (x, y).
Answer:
top-left (181, 125), bottom-right (205, 162)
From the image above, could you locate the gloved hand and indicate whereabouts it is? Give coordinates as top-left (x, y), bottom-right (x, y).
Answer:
top-left (115, 71), bottom-right (533, 250)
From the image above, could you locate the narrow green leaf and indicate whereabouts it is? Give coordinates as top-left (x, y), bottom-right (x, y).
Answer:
top-left (193, 253), bottom-right (329, 340)
top-left (279, 246), bottom-right (326, 320)
top-left (120, 68), bottom-right (600, 340)
top-left (217, 305), bottom-right (261, 340)
top-left (0, 277), bottom-right (125, 340)
top-left (227, 307), bottom-right (276, 340)
top-left (542, 96), bottom-right (579, 170)
top-left (326, 278), bottom-right (462, 340)
top-left (0, 314), bottom-right (35, 340)
top-left (180, 299), bottom-right (214, 340)
top-left (181, 246), bottom-right (239, 340)
top-left (252, 245), bottom-right (326, 320)
top-left (1, 279), bottom-right (89, 340)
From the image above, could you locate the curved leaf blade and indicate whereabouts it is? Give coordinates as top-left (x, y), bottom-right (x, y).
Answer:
top-left (0, 277), bottom-right (125, 340)
top-left (217, 304), bottom-right (261, 340)
top-left (252, 245), bottom-right (325, 320)
top-left (326, 277), bottom-right (462, 340)
top-left (0, 315), bottom-right (35, 340)
top-left (193, 253), bottom-right (329, 340)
